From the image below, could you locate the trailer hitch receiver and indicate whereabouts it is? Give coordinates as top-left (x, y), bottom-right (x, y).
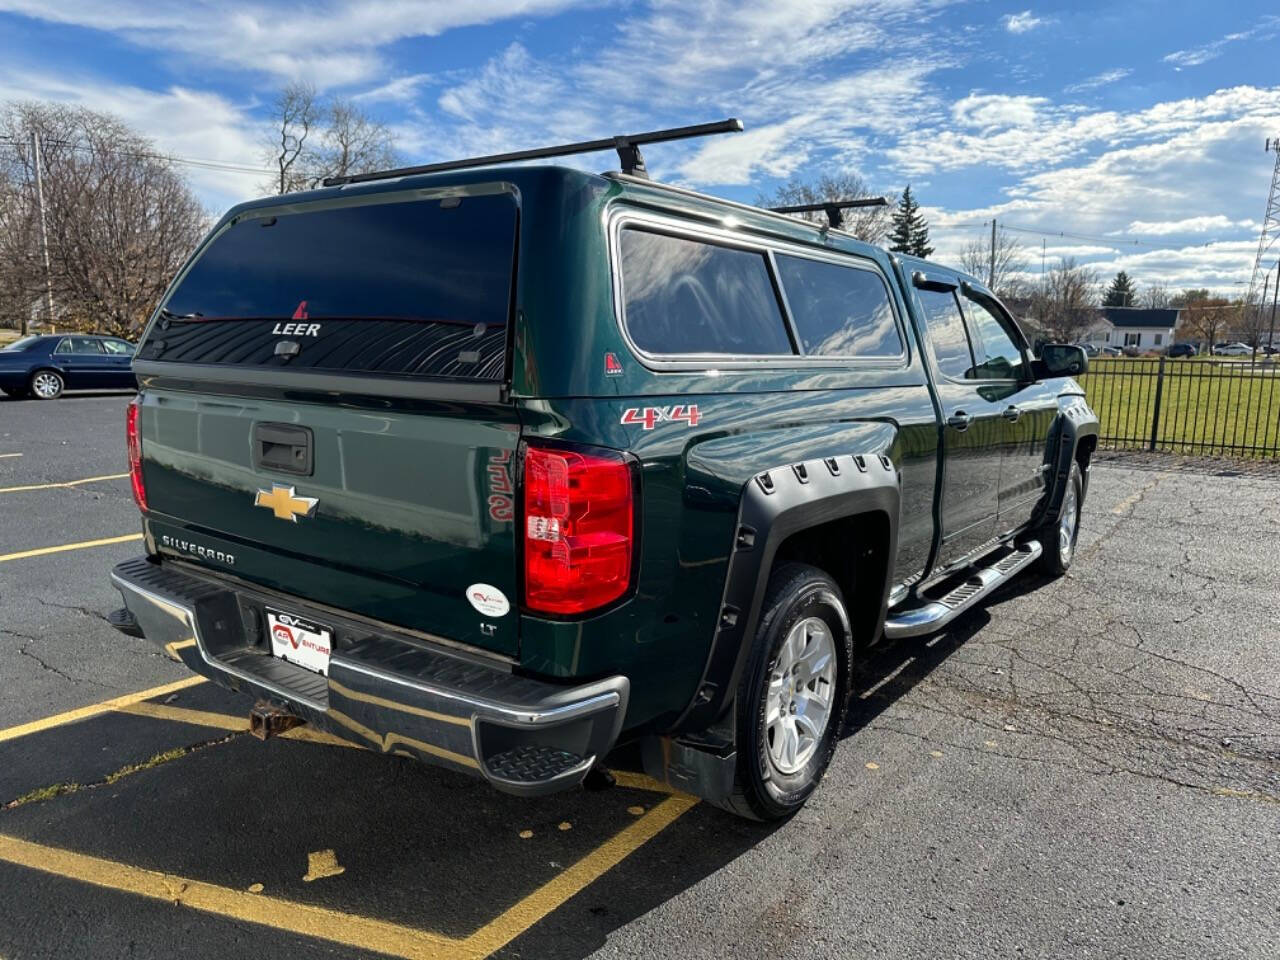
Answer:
top-left (249, 700), bottom-right (304, 741)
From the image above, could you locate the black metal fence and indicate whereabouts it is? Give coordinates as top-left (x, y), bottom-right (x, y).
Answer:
top-left (1079, 358), bottom-right (1280, 458)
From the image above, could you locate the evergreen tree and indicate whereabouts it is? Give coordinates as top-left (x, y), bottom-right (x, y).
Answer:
top-left (888, 185), bottom-right (933, 258)
top-left (1103, 271), bottom-right (1137, 307)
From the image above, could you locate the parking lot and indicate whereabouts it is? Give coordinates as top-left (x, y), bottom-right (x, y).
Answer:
top-left (1, 393), bottom-right (1277, 960)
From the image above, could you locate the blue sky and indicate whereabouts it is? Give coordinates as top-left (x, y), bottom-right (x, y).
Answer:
top-left (1, 0), bottom-right (1277, 294)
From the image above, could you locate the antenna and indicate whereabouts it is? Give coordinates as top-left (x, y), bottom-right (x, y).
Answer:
top-left (322, 119), bottom-right (744, 187)
top-left (770, 197), bottom-right (889, 230)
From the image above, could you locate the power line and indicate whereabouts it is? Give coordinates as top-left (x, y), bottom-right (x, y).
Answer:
top-left (0, 135), bottom-right (272, 176)
top-left (966, 218), bottom-right (1221, 251)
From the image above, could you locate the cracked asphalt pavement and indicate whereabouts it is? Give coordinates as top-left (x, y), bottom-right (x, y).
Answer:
top-left (1, 394), bottom-right (1278, 959)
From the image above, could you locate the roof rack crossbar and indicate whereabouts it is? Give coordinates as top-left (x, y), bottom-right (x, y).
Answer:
top-left (323, 119), bottom-right (744, 187)
top-left (770, 197), bottom-right (889, 229)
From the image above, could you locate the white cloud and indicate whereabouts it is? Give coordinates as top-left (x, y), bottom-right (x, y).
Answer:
top-left (0, 0), bottom-right (600, 86)
top-left (952, 93), bottom-right (1047, 130)
top-left (1064, 68), bottom-right (1132, 95)
top-left (419, 1), bottom-right (958, 185)
top-left (890, 85), bottom-right (1280, 177)
top-left (1002, 10), bottom-right (1045, 33)
top-left (1123, 215), bottom-right (1257, 236)
top-left (352, 73), bottom-right (434, 104)
top-left (1163, 16), bottom-right (1280, 69)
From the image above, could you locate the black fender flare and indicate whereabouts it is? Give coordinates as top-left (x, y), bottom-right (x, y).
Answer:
top-left (670, 452), bottom-right (900, 737)
top-left (1033, 398), bottom-right (1099, 529)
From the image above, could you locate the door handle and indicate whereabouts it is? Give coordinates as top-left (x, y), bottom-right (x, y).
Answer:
top-left (946, 411), bottom-right (971, 432)
top-left (1002, 405), bottom-right (1022, 423)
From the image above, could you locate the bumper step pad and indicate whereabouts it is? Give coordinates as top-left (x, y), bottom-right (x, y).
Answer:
top-left (485, 745), bottom-right (591, 785)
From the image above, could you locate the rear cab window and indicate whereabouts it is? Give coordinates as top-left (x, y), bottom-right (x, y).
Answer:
top-left (773, 254), bottom-right (903, 358)
top-left (139, 187), bottom-right (518, 382)
top-left (917, 289), bottom-right (979, 380)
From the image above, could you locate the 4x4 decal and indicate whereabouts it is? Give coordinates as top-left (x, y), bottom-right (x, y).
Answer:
top-left (621, 404), bottom-right (702, 430)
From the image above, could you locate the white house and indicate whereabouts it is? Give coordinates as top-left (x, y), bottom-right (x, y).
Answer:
top-left (1086, 307), bottom-right (1182, 351)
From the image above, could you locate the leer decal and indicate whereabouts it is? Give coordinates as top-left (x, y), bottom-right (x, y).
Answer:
top-left (620, 404), bottom-right (702, 430)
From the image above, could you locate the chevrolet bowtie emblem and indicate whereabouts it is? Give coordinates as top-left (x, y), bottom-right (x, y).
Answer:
top-left (254, 484), bottom-right (319, 522)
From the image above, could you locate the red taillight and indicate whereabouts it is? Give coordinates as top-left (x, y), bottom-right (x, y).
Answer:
top-left (126, 397), bottom-right (147, 511)
top-left (522, 443), bottom-right (634, 616)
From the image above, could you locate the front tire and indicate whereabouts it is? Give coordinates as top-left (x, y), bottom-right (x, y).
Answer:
top-left (717, 563), bottom-right (852, 821)
top-left (1037, 460), bottom-right (1084, 576)
top-left (29, 369), bottom-right (64, 400)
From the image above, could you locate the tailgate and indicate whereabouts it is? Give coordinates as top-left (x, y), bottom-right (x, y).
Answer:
top-left (133, 184), bottom-right (522, 656)
top-left (140, 392), bottom-right (520, 655)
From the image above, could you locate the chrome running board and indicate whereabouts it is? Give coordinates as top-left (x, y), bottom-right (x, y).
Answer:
top-left (883, 540), bottom-right (1041, 640)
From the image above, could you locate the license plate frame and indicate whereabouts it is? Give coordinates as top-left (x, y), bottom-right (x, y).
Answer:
top-left (266, 606), bottom-right (333, 677)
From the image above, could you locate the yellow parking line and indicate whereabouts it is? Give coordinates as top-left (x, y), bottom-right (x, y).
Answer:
top-left (0, 676), bottom-right (205, 745)
top-left (0, 833), bottom-right (461, 959)
top-left (164, 638), bottom-right (196, 662)
top-left (0, 452), bottom-right (21, 459)
top-left (462, 792), bottom-right (699, 957)
top-left (0, 473), bottom-right (129, 494)
top-left (0, 795), bottom-right (697, 960)
top-left (0, 533), bottom-right (142, 564)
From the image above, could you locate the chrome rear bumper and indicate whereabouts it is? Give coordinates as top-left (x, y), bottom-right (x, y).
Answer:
top-left (111, 556), bottom-right (628, 797)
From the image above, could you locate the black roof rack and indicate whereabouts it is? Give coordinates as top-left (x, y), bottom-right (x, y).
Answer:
top-left (323, 119), bottom-right (744, 187)
top-left (770, 197), bottom-right (889, 229)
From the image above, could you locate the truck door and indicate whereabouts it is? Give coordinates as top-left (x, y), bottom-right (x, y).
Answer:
top-left (913, 282), bottom-right (1004, 569)
top-left (958, 290), bottom-right (1057, 535)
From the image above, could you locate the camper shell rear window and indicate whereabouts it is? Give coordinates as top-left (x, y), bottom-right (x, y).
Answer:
top-left (138, 188), bottom-right (518, 381)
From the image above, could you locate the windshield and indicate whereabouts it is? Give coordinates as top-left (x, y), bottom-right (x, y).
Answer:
top-left (139, 190), bottom-right (518, 381)
top-left (1, 336), bottom-right (40, 352)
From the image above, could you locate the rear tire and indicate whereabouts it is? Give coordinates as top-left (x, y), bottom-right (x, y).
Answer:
top-left (1037, 460), bottom-right (1083, 576)
top-left (29, 369), bottom-right (64, 400)
top-left (716, 563), bottom-right (852, 822)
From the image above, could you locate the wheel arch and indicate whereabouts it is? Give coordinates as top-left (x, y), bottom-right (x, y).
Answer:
top-left (1035, 397), bottom-right (1099, 527)
top-left (669, 452), bottom-right (900, 737)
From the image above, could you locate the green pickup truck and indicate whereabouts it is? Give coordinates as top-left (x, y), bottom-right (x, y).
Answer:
top-left (110, 126), bottom-right (1097, 821)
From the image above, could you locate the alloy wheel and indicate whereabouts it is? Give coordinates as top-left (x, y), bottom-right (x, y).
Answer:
top-left (32, 372), bottom-right (62, 399)
top-left (764, 615), bottom-right (836, 776)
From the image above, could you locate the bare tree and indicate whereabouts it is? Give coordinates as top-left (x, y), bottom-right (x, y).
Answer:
top-left (0, 101), bottom-right (209, 337)
top-left (269, 81), bottom-right (319, 194)
top-left (761, 173), bottom-right (894, 244)
top-left (1029, 257), bottom-right (1099, 342)
top-left (314, 99), bottom-right (397, 184)
top-left (1179, 296), bottom-right (1236, 350)
top-left (958, 226), bottom-right (1028, 299)
top-left (263, 86), bottom-right (397, 194)
top-left (1141, 281), bottom-right (1171, 309)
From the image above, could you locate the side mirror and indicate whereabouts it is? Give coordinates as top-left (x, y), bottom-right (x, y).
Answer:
top-left (1037, 343), bottom-right (1088, 377)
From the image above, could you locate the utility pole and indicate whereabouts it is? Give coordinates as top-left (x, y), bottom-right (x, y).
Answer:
top-left (31, 130), bottom-right (55, 335)
top-left (989, 218), bottom-right (996, 289)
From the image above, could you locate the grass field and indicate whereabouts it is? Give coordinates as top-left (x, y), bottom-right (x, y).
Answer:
top-left (1080, 357), bottom-right (1280, 457)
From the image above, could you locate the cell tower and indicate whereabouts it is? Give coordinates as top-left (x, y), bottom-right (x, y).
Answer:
top-left (1244, 138), bottom-right (1280, 318)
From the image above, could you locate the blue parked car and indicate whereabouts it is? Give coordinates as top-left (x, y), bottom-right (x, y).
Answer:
top-left (0, 334), bottom-right (137, 400)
